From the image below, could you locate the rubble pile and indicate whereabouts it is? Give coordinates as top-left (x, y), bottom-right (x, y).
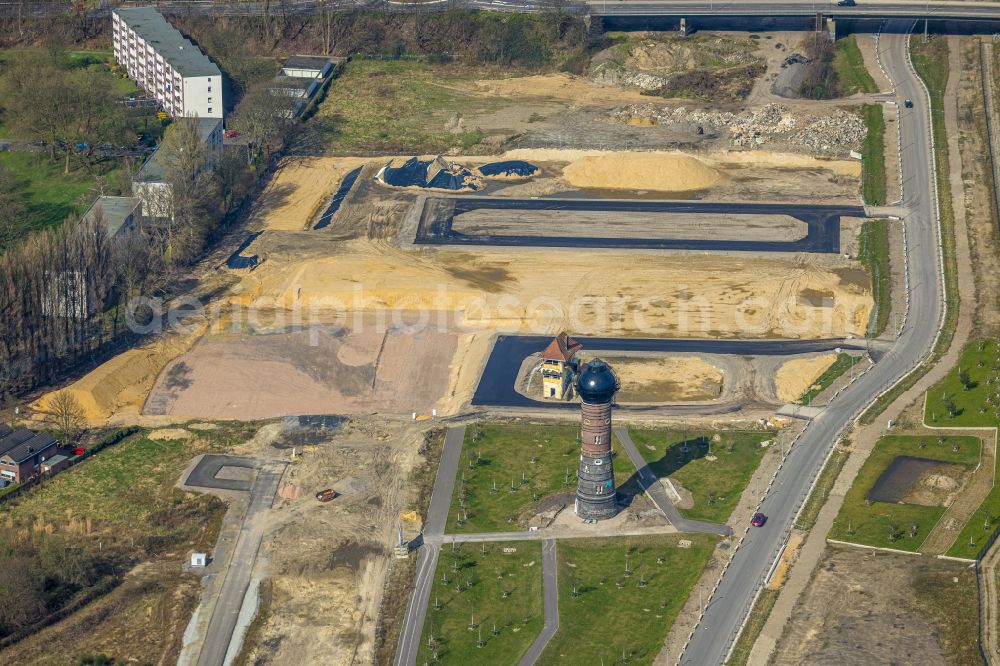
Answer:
top-left (611, 103), bottom-right (867, 153)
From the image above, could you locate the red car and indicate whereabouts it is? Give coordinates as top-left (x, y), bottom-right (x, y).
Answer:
top-left (316, 489), bottom-right (338, 502)
top-left (751, 512), bottom-right (767, 527)
top-left (224, 129), bottom-right (241, 138)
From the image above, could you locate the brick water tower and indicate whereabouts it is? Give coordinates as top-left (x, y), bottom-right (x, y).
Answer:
top-left (575, 358), bottom-right (620, 521)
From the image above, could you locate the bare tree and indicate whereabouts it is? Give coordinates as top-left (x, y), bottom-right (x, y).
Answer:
top-left (0, 163), bottom-right (26, 251)
top-left (46, 390), bottom-right (85, 443)
top-left (232, 83), bottom-right (295, 166)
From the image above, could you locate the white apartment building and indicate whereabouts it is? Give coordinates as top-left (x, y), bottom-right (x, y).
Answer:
top-left (112, 7), bottom-right (223, 119)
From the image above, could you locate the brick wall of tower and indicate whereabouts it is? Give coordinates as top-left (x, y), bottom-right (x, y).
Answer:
top-left (576, 400), bottom-right (617, 520)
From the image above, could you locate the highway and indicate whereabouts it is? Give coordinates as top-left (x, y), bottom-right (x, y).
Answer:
top-left (680, 20), bottom-right (945, 664)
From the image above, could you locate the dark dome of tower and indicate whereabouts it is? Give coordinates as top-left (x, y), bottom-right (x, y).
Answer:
top-left (576, 358), bottom-right (619, 404)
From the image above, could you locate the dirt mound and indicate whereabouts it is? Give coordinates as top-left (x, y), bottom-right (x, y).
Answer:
top-left (775, 354), bottom-right (836, 403)
top-left (561, 151), bottom-right (722, 192)
top-left (32, 325), bottom-right (206, 423)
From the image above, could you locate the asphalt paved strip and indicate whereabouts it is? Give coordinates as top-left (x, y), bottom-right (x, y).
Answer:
top-left (471, 335), bottom-right (865, 408)
top-left (614, 428), bottom-right (733, 536)
top-left (394, 426), bottom-right (466, 666)
top-left (195, 463), bottom-right (285, 666)
top-left (416, 197), bottom-right (860, 253)
top-left (314, 166), bottom-right (363, 230)
top-left (184, 454), bottom-right (259, 492)
top-left (518, 539), bottom-right (559, 666)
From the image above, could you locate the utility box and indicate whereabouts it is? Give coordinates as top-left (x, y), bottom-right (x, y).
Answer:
top-left (191, 552), bottom-right (207, 567)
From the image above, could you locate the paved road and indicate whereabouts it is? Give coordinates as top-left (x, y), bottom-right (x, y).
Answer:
top-left (394, 426), bottom-right (466, 666)
top-left (184, 454), bottom-right (258, 492)
top-left (73, 0), bottom-right (1000, 21)
top-left (472, 335), bottom-right (865, 409)
top-left (518, 539), bottom-right (559, 666)
top-left (614, 428), bottom-right (732, 535)
top-left (680, 22), bottom-right (946, 664)
top-left (416, 197), bottom-right (857, 253)
top-left (196, 462), bottom-right (285, 666)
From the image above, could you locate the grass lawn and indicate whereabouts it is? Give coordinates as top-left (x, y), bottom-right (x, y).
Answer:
top-left (799, 353), bottom-right (865, 405)
top-left (859, 219), bottom-right (891, 338)
top-left (833, 35), bottom-right (879, 95)
top-left (446, 424), bottom-right (639, 534)
top-left (925, 339), bottom-right (1000, 427)
top-left (540, 534), bottom-right (717, 665)
top-left (418, 541), bottom-right (543, 664)
top-left (829, 435), bottom-right (981, 551)
top-left (317, 58), bottom-right (507, 153)
top-left (860, 104), bottom-right (886, 206)
top-left (2, 431), bottom-right (224, 542)
top-left (627, 428), bottom-right (771, 523)
top-left (0, 151), bottom-right (123, 247)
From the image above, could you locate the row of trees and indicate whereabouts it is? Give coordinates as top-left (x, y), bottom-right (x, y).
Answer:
top-left (0, 49), bottom-right (132, 173)
top-left (0, 80), bottom-right (295, 397)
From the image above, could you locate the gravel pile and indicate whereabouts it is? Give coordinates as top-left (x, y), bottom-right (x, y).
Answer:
top-left (611, 103), bottom-right (867, 153)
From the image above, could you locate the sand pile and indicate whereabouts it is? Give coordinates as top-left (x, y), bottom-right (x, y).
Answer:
top-left (561, 152), bottom-right (722, 192)
top-left (33, 325), bottom-right (206, 423)
top-left (775, 353), bottom-right (837, 403)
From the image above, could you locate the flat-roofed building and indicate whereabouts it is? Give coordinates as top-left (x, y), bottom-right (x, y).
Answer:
top-left (112, 7), bottom-right (224, 119)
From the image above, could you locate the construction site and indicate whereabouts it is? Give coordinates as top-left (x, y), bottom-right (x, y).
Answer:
top-left (21, 19), bottom-right (986, 666)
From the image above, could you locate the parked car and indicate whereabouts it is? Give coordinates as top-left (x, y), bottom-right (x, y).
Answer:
top-left (751, 512), bottom-right (767, 527)
top-left (904, 98), bottom-right (914, 108)
top-left (316, 488), bottom-right (338, 502)
top-left (224, 129), bottom-right (241, 139)
top-left (837, 0), bottom-right (856, 6)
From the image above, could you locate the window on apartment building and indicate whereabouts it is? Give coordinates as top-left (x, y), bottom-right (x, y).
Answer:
top-left (208, 86), bottom-right (212, 92)
top-left (207, 97), bottom-right (212, 104)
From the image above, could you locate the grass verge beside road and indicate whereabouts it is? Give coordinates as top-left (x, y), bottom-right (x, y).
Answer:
top-left (795, 444), bottom-right (850, 531)
top-left (859, 36), bottom-right (958, 425)
top-left (725, 587), bottom-right (779, 666)
top-left (799, 353), bottom-right (865, 405)
top-left (859, 219), bottom-right (891, 338)
top-left (834, 35), bottom-right (880, 95)
top-left (540, 534), bottom-right (717, 666)
top-left (627, 428), bottom-right (771, 523)
top-left (418, 541), bottom-right (544, 665)
top-left (446, 423), bottom-right (638, 534)
top-left (829, 435), bottom-right (981, 551)
top-left (861, 104), bottom-right (887, 205)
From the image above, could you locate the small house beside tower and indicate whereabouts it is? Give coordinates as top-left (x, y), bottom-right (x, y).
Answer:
top-left (539, 332), bottom-right (583, 399)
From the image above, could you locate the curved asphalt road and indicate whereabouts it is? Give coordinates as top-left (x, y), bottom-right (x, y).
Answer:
top-left (680, 22), bottom-right (945, 664)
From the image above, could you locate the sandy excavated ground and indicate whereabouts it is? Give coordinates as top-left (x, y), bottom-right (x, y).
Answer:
top-left (143, 325), bottom-right (457, 420)
top-left (584, 355), bottom-right (724, 403)
top-left (472, 72), bottom-right (656, 105)
top-left (774, 353), bottom-right (837, 403)
top-left (233, 240), bottom-right (871, 341)
top-left (771, 545), bottom-right (971, 666)
top-left (250, 157), bottom-right (374, 232)
top-left (32, 323), bottom-right (207, 424)
top-left (230, 419), bottom-right (431, 666)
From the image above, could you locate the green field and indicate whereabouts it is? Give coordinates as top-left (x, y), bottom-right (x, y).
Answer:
top-left (798, 353), bottom-right (865, 405)
top-left (418, 541), bottom-right (544, 665)
top-left (829, 435), bottom-right (982, 551)
top-left (446, 424), bottom-right (639, 534)
top-left (832, 35), bottom-right (879, 95)
top-left (925, 339), bottom-right (1000, 427)
top-left (318, 58), bottom-right (505, 153)
top-left (859, 219), bottom-right (891, 338)
top-left (627, 428), bottom-right (771, 523)
top-left (540, 534), bottom-right (717, 665)
top-left (0, 151), bottom-right (124, 247)
top-left (860, 104), bottom-right (887, 206)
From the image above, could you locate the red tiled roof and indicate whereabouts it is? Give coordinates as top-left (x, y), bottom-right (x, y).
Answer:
top-left (541, 332), bottom-right (582, 362)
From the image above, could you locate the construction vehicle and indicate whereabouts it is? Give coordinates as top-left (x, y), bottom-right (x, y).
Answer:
top-left (316, 488), bottom-right (338, 502)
